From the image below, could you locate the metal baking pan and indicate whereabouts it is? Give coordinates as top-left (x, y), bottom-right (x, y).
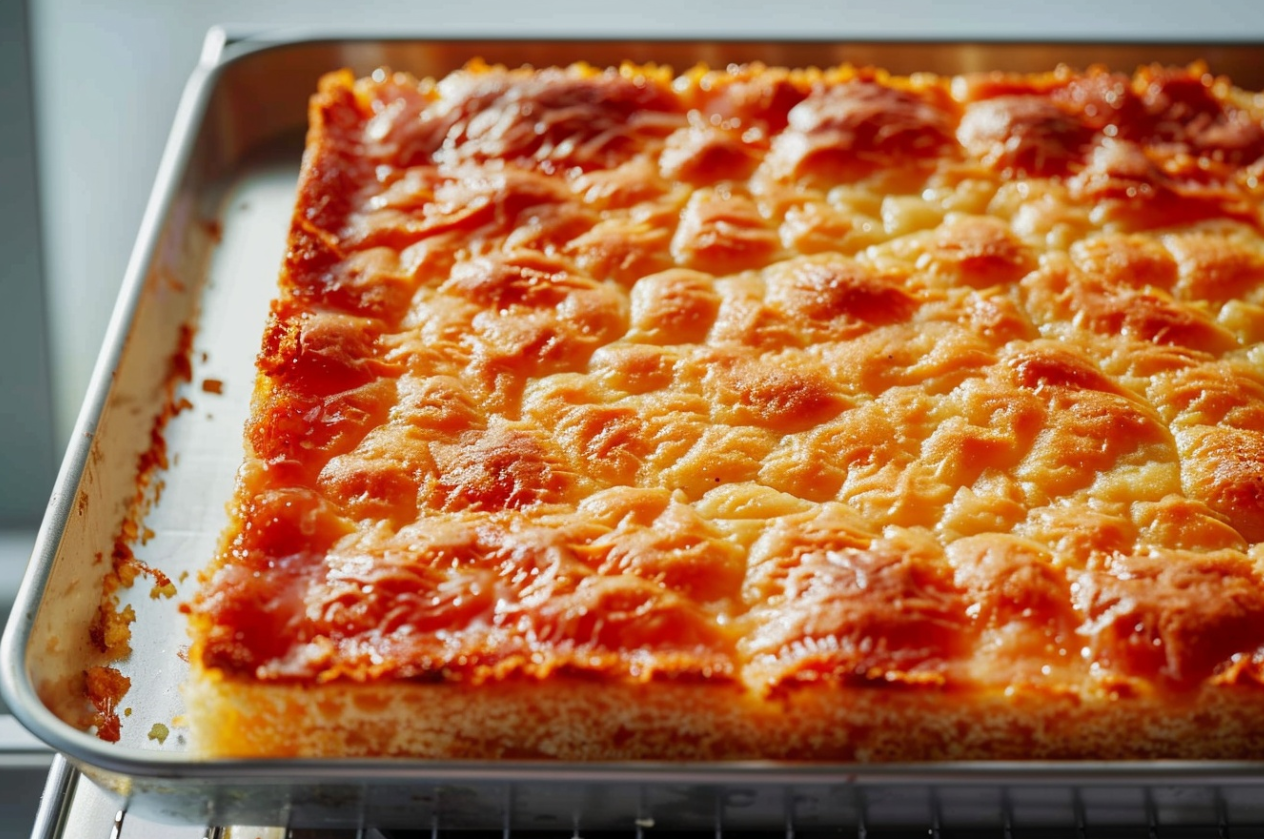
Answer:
top-left (5, 28), bottom-right (1264, 831)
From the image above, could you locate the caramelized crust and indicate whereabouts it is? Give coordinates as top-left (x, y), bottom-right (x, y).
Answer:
top-left (188, 61), bottom-right (1264, 760)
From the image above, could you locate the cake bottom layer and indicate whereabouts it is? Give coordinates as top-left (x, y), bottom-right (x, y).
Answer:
top-left (183, 673), bottom-right (1264, 760)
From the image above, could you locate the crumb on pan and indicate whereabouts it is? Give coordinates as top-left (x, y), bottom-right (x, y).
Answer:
top-left (84, 324), bottom-right (199, 741)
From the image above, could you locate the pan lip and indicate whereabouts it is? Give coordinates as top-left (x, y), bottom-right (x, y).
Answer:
top-left (208, 25), bottom-right (1264, 48)
top-left (205, 26), bottom-right (1264, 75)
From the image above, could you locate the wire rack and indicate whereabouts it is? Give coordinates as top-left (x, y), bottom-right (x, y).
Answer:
top-left (30, 756), bottom-right (1264, 839)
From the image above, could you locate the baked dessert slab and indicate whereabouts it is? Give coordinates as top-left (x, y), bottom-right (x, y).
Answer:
top-left (185, 61), bottom-right (1264, 760)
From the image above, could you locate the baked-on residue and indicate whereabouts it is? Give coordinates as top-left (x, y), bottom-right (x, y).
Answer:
top-left (186, 61), bottom-right (1264, 760)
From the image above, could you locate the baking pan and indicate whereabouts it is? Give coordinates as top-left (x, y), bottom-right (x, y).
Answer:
top-left (5, 27), bottom-right (1264, 831)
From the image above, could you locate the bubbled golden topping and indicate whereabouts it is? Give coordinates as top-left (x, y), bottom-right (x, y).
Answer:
top-left (192, 61), bottom-right (1264, 699)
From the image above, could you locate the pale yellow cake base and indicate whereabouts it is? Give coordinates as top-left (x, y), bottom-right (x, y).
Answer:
top-left (183, 672), bottom-right (1264, 761)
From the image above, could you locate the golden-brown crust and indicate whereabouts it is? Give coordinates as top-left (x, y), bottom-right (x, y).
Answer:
top-left (188, 60), bottom-right (1264, 760)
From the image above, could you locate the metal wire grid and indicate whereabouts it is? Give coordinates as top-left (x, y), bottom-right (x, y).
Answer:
top-left (30, 756), bottom-right (1264, 839)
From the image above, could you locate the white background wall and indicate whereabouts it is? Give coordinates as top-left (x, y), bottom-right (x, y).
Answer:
top-left (27, 0), bottom-right (1264, 443)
